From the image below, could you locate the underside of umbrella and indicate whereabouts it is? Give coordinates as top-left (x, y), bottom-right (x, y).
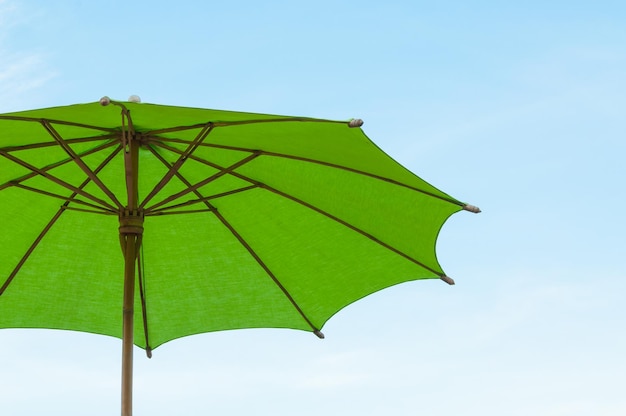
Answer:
top-left (0, 98), bottom-right (479, 415)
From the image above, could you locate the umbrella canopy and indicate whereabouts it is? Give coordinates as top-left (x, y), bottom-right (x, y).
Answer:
top-left (0, 98), bottom-right (479, 414)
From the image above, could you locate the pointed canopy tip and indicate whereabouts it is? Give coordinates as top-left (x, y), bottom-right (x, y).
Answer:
top-left (463, 204), bottom-right (481, 213)
top-left (348, 118), bottom-right (364, 128)
top-left (440, 275), bottom-right (455, 285)
top-left (314, 330), bottom-right (325, 339)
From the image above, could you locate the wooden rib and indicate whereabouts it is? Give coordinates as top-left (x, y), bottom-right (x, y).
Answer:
top-left (211, 117), bottom-right (343, 127)
top-left (10, 182), bottom-right (117, 214)
top-left (0, 115), bottom-right (118, 132)
top-left (0, 140), bottom-right (119, 191)
top-left (212, 208), bottom-right (323, 333)
top-left (142, 152), bottom-right (260, 213)
top-left (61, 206), bottom-right (118, 215)
top-left (0, 209), bottom-right (65, 296)
top-left (149, 137), bottom-right (464, 208)
top-left (121, 107), bottom-right (136, 135)
top-left (0, 150), bottom-right (118, 212)
top-left (144, 146), bottom-right (257, 215)
top-left (0, 134), bottom-right (118, 152)
top-left (42, 120), bottom-right (124, 209)
top-left (137, 247), bottom-right (152, 358)
top-left (141, 123), bottom-right (212, 136)
top-left (138, 123), bottom-right (213, 210)
top-left (142, 116), bottom-right (343, 136)
top-left (146, 208), bottom-right (217, 216)
top-left (149, 147), bottom-right (323, 334)
top-left (149, 141), bottom-right (444, 277)
top-left (254, 182), bottom-right (444, 276)
top-left (0, 144), bottom-right (122, 296)
top-left (147, 185), bottom-right (258, 215)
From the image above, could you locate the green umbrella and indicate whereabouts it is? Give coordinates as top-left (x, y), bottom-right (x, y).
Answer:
top-left (0, 97), bottom-right (479, 415)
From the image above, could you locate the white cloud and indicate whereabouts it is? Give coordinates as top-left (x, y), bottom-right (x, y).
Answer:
top-left (0, 1), bottom-right (56, 111)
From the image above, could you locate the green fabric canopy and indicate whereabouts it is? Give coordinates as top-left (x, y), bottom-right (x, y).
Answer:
top-left (0, 100), bottom-right (475, 351)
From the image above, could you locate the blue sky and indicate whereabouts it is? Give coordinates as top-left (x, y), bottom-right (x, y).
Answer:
top-left (1, 1), bottom-right (625, 415)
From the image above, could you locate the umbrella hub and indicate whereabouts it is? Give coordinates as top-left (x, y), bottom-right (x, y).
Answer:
top-left (118, 210), bottom-right (144, 236)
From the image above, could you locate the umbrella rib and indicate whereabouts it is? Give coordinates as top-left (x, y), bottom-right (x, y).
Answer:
top-left (0, 149), bottom-right (119, 212)
top-left (0, 144), bottom-right (123, 296)
top-left (212, 209), bottom-right (324, 335)
top-left (138, 123), bottom-right (214, 210)
top-left (137, 247), bottom-right (153, 358)
top-left (61, 206), bottom-right (118, 215)
top-left (261, 151), bottom-right (463, 206)
top-left (0, 139), bottom-right (119, 192)
top-left (146, 185), bottom-right (258, 216)
top-left (147, 142), bottom-right (446, 274)
top-left (143, 145), bottom-right (259, 215)
top-left (136, 145), bottom-right (215, 354)
top-left (258, 182), bottom-right (445, 277)
top-left (147, 208), bottom-right (216, 216)
top-left (0, 134), bottom-right (119, 152)
top-left (142, 117), bottom-right (344, 136)
top-left (147, 147), bottom-right (323, 335)
top-left (41, 120), bottom-right (124, 210)
top-left (0, 114), bottom-right (118, 133)
top-left (0, 208), bottom-right (65, 296)
top-left (9, 182), bottom-right (118, 214)
top-left (150, 137), bottom-right (464, 208)
top-left (142, 152), bottom-right (261, 214)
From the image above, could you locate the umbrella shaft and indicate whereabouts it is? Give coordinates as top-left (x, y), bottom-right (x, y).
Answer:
top-left (121, 128), bottom-right (141, 416)
top-left (121, 232), bottom-right (139, 416)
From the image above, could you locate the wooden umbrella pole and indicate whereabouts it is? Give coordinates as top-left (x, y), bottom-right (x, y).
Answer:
top-left (119, 120), bottom-right (141, 416)
top-left (120, 225), bottom-right (142, 416)
top-left (121, 231), bottom-right (138, 416)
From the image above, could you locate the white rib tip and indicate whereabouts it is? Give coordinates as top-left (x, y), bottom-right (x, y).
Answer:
top-left (99, 96), bottom-right (111, 106)
top-left (314, 330), bottom-right (325, 339)
top-left (463, 204), bottom-right (481, 213)
top-left (348, 118), bottom-right (364, 128)
top-left (440, 275), bottom-right (455, 285)
top-left (128, 95), bottom-right (141, 103)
